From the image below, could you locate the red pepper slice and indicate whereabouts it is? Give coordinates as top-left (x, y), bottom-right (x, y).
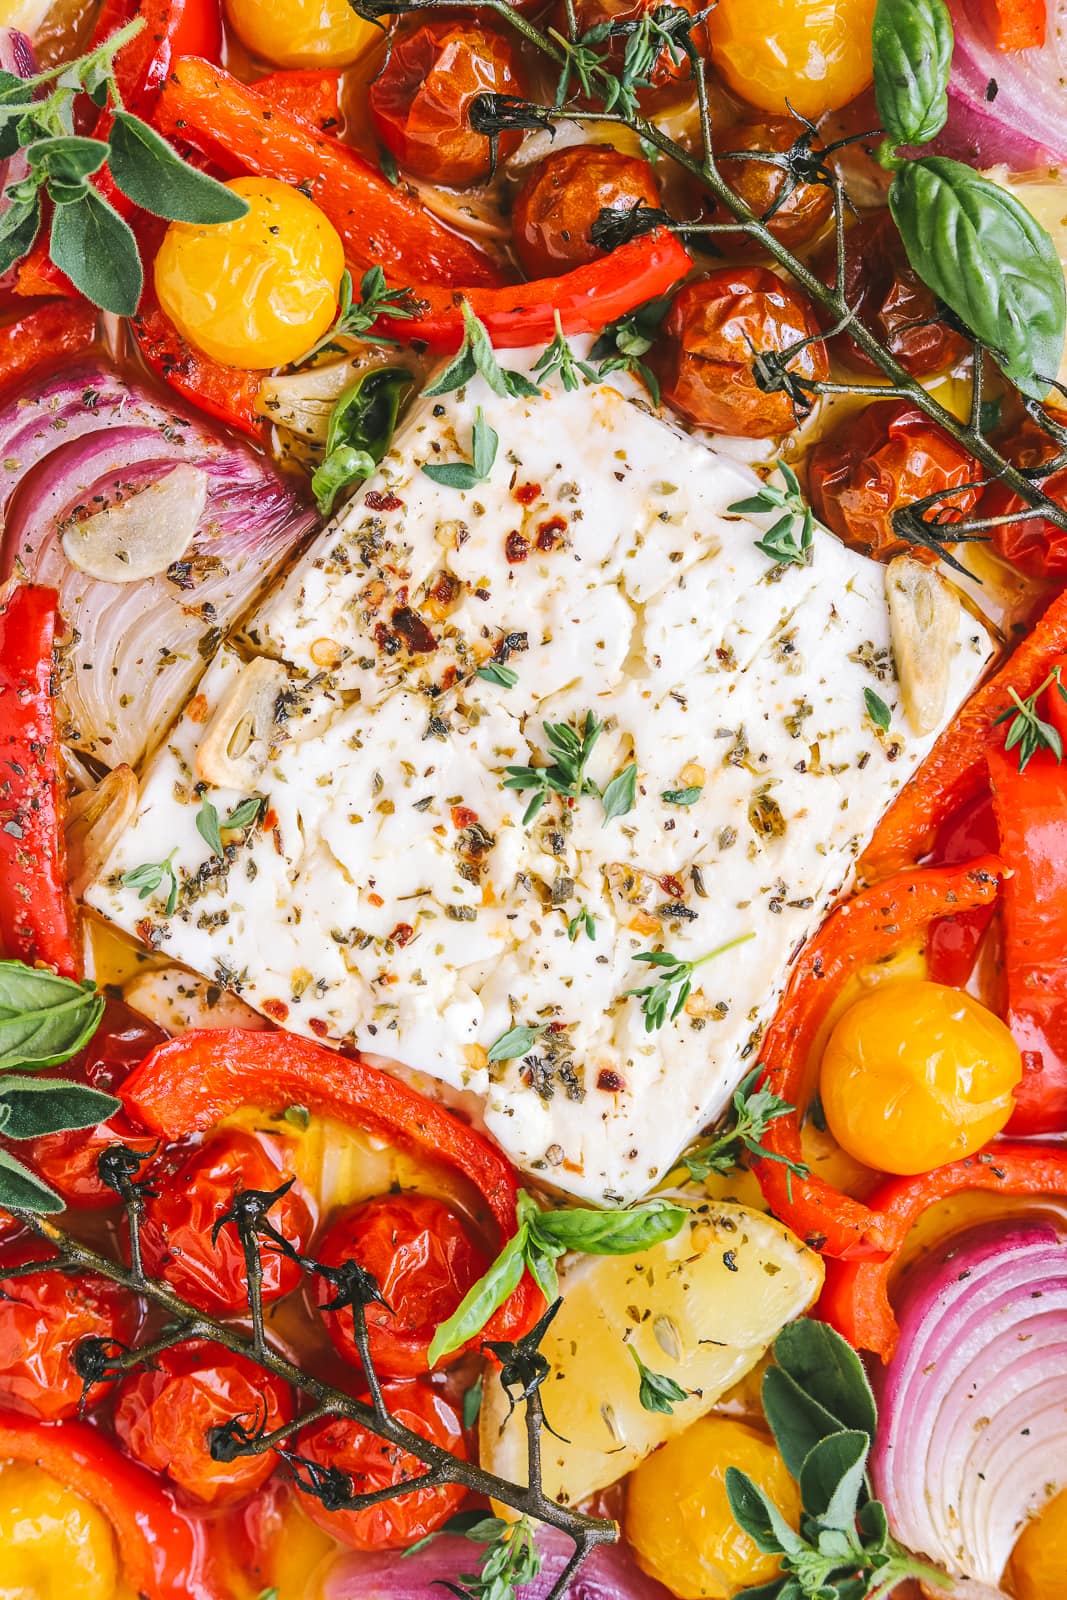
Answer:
top-left (377, 230), bottom-right (694, 351)
top-left (988, 730), bottom-right (1067, 1134)
top-left (0, 585), bottom-right (79, 979)
top-left (0, 301), bottom-right (97, 396)
top-left (253, 69), bottom-right (341, 133)
top-left (990, 0), bottom-right (1045, 51)
top-left (924, 788), bottom-right (999, 987)
top-left (0, 1408), bottom-right (224, 1598)
top-left (154, 58), bottom-right (505, 290)
top-left (121, 1029), bottom-right (543, 1344)
top-left (819, 1143), bottom-right (1067, 1359)
top-left (131, 290), bottom-right (265, 439)
top-left (752, 858), bottom-right (1004, 1259)
top-left (861, 587), bottom-right (1067, 878)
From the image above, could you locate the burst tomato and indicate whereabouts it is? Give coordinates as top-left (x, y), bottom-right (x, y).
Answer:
top-left (314, 1193), bottom-right (489, 1377)
top-left (698, 117), bottom-right (834, 257)
top-left (982, 414), bottom-right (1067, 578)
top-left (139, 1131), bottom-right (315, 1315)
top-left (512, 146), bottom-right (661, 280)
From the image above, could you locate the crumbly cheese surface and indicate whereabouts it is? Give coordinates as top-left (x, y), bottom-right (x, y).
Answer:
top-left (89, 365), bottom-right (993, 1202)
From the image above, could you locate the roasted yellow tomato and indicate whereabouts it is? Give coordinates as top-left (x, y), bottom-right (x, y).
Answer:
top-left (820, 980), bottom-right (1022, 1176)
top-left (1010, 1487), bottom-right (1067, 1600)
top-left (154, 178), bottom-right (345, 369)
top-left (624, 1417), bottom-right (799, 1598)
top-left (0, 1462), bottom-right (120, 1600)
top-left (705, 0), bottom-right (877, 119)
top-left (224, 0), bottom-right (380, 67)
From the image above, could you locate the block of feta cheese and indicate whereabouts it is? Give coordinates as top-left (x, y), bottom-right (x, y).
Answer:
top-left (88, 366), bottom-right (994, 1203)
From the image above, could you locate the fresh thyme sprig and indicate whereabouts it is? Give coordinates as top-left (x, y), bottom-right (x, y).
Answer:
top-left (994, 666), bottom-right (1067, 772)
top-left (504, 712), bottom-right (635, 826)
top-left (531, 310), bottom-right (598, 393)
top-left (298, 266), bottom-right (424, 364)
top-left (628, 1344), bottom-right (688, 1415)
top-left (682, 1065), bottom-right (809, 1189)
top-left (589, 294), bottom-right (672, 406)
top-left (434, 1515), bottom-right (542, 1600)
top-left (121, 848), bottom-right (179, 915)
top-left (624, 932), bottom-right (755, 1032)
top-left (425, 301), bottom-right (541, 402)
top-left (729, 462), bottom-right (815, 568)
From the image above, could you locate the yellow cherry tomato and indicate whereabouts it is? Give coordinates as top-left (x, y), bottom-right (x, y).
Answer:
top-left (1010, 1487), bottom-right (1067, 1600)
top-left (0, 1462), bottom-right (120, 1600)
top-left (154, 178), bottom-right (344, 370)
top-left (224, 0), bottom-right (380, 68)
top-left (624, 1417), bottom-right (799, 1599)
top-left (705, 0), bottom-right (877, 119)
top-left (819, 979), bottom-right (1022, 1176)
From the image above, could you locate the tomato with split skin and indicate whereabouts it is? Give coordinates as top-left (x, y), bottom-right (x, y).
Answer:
top-left (511, 145), bottom-right (661, 280)
top-left (982, 412), bottom-right (1067, 578)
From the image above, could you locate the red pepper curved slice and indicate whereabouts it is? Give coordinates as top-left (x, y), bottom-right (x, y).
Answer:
top-left (0, 1408), bottom-right (223, 1598)
top-left (0, 585), bottom-right (79, 978)
top-left (819, 1142), bottom-right (1067, 1359)
top-left (379, 230), bottom-right (694, 351)
top-left (924, 788), bottom-right (999, 988)
top-left (0, 301), bottom-right (97, 396)
top-left (861, 588), bottom-right (1067, 878)
top-left (121, 1029), bottom-right (543, 1344)
top-left (131, 291), bottom-right (265, 439)
top-left (990, 0), bottom-right (1045, 51)
top-left (154, 58), bottom-right (505, 290)
top-left (752, 857), bottom-right (1004, 1260)
top-left (254, 69), bottom-right (341, 133)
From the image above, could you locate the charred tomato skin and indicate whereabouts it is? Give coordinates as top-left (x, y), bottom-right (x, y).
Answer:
top-left (512, 145), bottom-right (661, 280)
top-left (982, 413), bottom-right (1067, 578)
top-left (696, 117), bottom-right (834, 257)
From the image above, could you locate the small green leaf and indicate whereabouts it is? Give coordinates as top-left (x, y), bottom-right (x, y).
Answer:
top-left (0, 1077), bottom-right (120, 1139)
top-left (524, 1239), bottom-right (560, 1304)
top-left (27, 134), bottom-right (108, 184)
top-left (531, 1196), bottom-right (687, 1255)
top-left (49, 187), bottom-right (143, 316)
top-left (629, 1343), bottom-right (687, 1414)
top-left (108, 112), bottom-right (249, 223)
top-left (422, 406), bottom-right (498, 490)
top-left (762, 1364), bottom-right (848, 1480)
top-left (601, 761), bottom-right (637, 823)
top-left (312, 445), bottom-right (376, 516)
top-left (864, 687), bottom-right (891, 731)
top-left (798, 1430), bottom-right (870, 1530)
top-left (0, 1147), bottom-right (63, 1213)
top-left (0, 193), bottom-right (41, 278)
top-left (771, 1319), bottom-right (878, 1441)
top-left (662, 785), bottom-right (702, 806)
top-left (0, 963), bottom-right (105, 1073)
top-left (725, 1469), bottom-right (805, 1557)
top-left (428, 1227), bottom-right (527, 1367)
top-left (462, 1372), bottom-right (483, 1429)
top-left (196, 798), bottom-right (223, 859)
top-left (224, 797), bottom-right (263, 830)
top-left (281, 1104), bottom-right (310, 1130)
top-left (314, 366), bottom-right (412, 513)
top-left (872, 0), bottom-right (954, 147)
top-left (476, 662), bottom-right (519, 688)
top-left (486, 1023), bottom-right (540, 1062)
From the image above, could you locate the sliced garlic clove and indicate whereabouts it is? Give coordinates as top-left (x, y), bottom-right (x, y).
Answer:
top-left (258, 354), bottom-right (414, 446)
top-left (195, 656), bottom-right (289, 790)
top-left (61, 464), bottom-right (209, 583)
top-left (124, 964), bottom-right (269, 1034)
top-left (66, 764), bottom-right (138, 897)
top-left (886, 555), bottom-right (960, 736)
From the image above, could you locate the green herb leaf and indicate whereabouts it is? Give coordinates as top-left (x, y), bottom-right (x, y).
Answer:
top-left (629, 1343), bottom-right (688, 1414)
top-left (864, 687), bottom-right (891, 731)
top-left (770, 1319), bottom-right (878, 1442)
top-left (224, 797), bottom-right (263, 830)
top-left (121, 850), bottom-right (178, 916)
top-left (566, 905), bottom-right (596, 942)
top-left (0, 963), bottom-right (105, 1073)
top-left (798, 1430), bottom-right (870, 1530)
top-left (625, 934), bottom-right (755, 1032)
top-left (311, 445), bottom-right (376, 516)
top-left (503, 710), bottom-right (604, 825)
top-left (531, 1196), bottom-right (687, 1255)
top-left (486, 1023), bottom-right (540, 1062)
top-left (281, 1103), bottom-right (310, 1130)
top-left (0, 1076), bottom-right (120, 1139)
top-left (26, 134), bottom-right (108, 184)
top-left (872, 0), bottom-right (954, 147)
top-left (108, 111), bottom-right (249, 223)
top-left (196, 797), bottom-right (224, 859)
top-left (683, 1064), bottom-right (808, 1187)
top-left (601, 760), bottom-right (637, 823)
top-left (300, 266), bottom-right (423, 363)
top-left (761, 1363), bottom-right (850, 1481)
top-left (422, 406), bottom-right (498, 489)
top-left (424, 300), bottom-right (540, 401)
top-left (994, 667), bottom-right (1067, 772)
top-left (428, 1226), bottom-right (527, 1366)
top-left (312, 365), bottom-right (412, 514)
top-left (475, 662), bottom-right (519, 688)
top-left (531, 310), bottom-right (598, 393)
top-left (661, 785), bottom-right (702, 806)
top-left (725, 1468), bottom-right (805, 1558)
top-left (462, 1372), bottom-right (483, 1429)
top-left (0, 192), bottom-right (41, 278)
top-left (889, 156), bottom-right (1067, 399)
top-left (0, 1146), bottom-right (63, 1213)
top-left (49, 186), bottom-right (143, 316)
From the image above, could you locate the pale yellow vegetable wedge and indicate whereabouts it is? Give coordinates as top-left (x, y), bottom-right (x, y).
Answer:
top-left (479, 1198), bottom-right (823, 1507)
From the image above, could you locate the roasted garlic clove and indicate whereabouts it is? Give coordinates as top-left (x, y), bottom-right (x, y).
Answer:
top-left (885, 555), bottom-right (960, 736)
top-left (195, 657), bottom-right (288, 790)
top-left (66, 764), bottom-right (138, 897)
top-left (61, 464), bottom-right (208, 582)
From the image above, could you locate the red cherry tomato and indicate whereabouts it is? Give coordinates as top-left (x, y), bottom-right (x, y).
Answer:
top-left (511, 145), bottom-right (661, 281)
top-left (0, 1250), bottom-right (139, 1421)
top-left (314, 1194), bottom-right (489, 1377)
top-left (22, 999), bottom-right (165, 1208)
top-left (369, 21), bottom-right (525, 186)
top-left (982, 413), bottom-right (1067, 578)
top-left (294, 1381), bottom-right (466, 1550)
top-left (139, 1131), bottom-right (315, 1315)
top-left (697, 117), bottom-right (834, 258)
top-left (114, 1340), bottom-right (293, 1506)
top-left (808, 399), bottom-right (981, 561)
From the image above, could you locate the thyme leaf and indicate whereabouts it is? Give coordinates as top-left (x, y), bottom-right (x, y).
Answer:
top-left (624, 933), bottom-right (755, 1032)
top-left (993, 666), bottom-right (1067, 772)
top-left (682, 1065), bottom-right (808, 1187)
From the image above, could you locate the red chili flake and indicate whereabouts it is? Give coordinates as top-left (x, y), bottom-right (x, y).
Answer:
top-left (659, 873), bottom-right (686, 899)
top-left (390, 922), bottom-right (415, 947)
top-left (450, 805), bottom-right (478, 829)
top-left (513, 482), bottom-right (542, 505)
top-left (505, 531), bottom-right (529, 564)
top-left (597, 1069), bottom-right (625, 1093)
top-left (365, 490), bottom-right (403, 512)
top-left (391, 606), bottom-right (438, 654)
top-left (262, 808), bottom-right (279, 832)
top-left (535, 515), bottom-right (568, 552)
top-left (308, 1017), bottom-right (330, 1038)
top-left (368, 892), bottom-right (384, 908)
top-left (262, 998), bottom-right (290, 1023)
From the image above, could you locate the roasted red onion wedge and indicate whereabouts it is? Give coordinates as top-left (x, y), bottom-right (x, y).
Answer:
top-left (871, 1219), bottom-right (1067, 1587)
top-left (0, 367), bottom-right (315, 768)
top-left (938, 1), bottom-right (1067, 170)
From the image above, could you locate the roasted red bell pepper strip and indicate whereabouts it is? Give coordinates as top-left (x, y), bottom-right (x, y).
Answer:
top-left (131, 291), bottom-right (265, 439)
top-left (990, 0), bottom-right (1045, 51)
top-left (861, 587), bottom-right (1067, 878)
top-left (0, 585), bottom-right (79, 979)
top-left (752, 857), bottom-right (1004, 1259)
top-left (377, 230), bottom-right (694, 351)
top-left (0, 301), bottom-right (96, 395)
top-left (254, 69), bottom-right (341, 133)
top-left (154, 58), bottom-right (504, 290)
top-left (0, 1408), bottom-right (223, 1598)
top-left (121, 1029), bottom-right (543, 1344)
top-left (819, 1143), bottom-right (1067, 1359)
top-left (988, 730), bottom-right (1067, 1134)
top-left (924, 788), bottom-right (999, 987)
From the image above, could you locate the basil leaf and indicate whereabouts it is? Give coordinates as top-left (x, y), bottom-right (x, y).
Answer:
top-left (872, 0), bottom-right (953, 147)
top-left (27, 134), bottom-right (108, 185)
top-left (797, 1429), bottom-right (870, 1529)
top-left (0, 1147), bottom-right (62, 1213)
top-left (601, 761), bottom-right (637, 823)
top-left (524, 1239), bottom-right (560, 1304)
top-left (724, 1469), bottom-right (804, 1557)
top-left (108, 112), bottom-right (249, 223)
top-left (312, 445), bottom-right (376, 516)
top-left (889, 156), bottom-right (1067, 399)
top-left (461, 1373), bottom-right (483, 1429)
top-left (0, 1076), bottom-right (120, 1139)
top-left (49, 187), bottom-right (143, 316)
top-left (428, 1227), bottom-right (527, 1367)
top-left (532, 1197), bottom-right (687, 1254)
top-left (196, 798), bottom-right (224, 858)
top-left (0, 192), bottom-right (40, 278)
top-left (0, 963), bottom-right (105, 1072)
top-left (771, 1319), bottom-right (878, 1440)
top-left (314, 366), bottom-right (413, 514)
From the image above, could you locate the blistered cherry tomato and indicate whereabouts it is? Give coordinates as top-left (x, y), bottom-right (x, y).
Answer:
top-left (139, 1130), bottom-right (315, 1315)
top-left (820, 980), bottom-right (1021, 1175)
top-left (315, 1193), bottom-right (489, 1377)
top-left (511, 145), bottom-right (661, 280)
top-left (653, 266), bottom-right (827, 437)
top-left (295, 1381), bottom-right (466, 1550)
top-left (808, 399), bottom-right (981, 561)
top-left (154, 177), bottom-right (345, 368)
top-left (706, 0), bottom-right (877, 119)
top-left (558, 0), bottom-right (705, 103)
top-left (981, 413), bottom-right (1067, 578)
top-left (369, 22), bottom-right (524, 187)
top-left (114, 1341), bottom-right (293, 1506)
top-left (817, 212), bottom-right (969, 378)
top-left (225, 0), bottom-right (379, 66)
top-left (0, 1250), bottom-right (139, 1421)
top-left (697, 117), bottom-right (833, 257)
